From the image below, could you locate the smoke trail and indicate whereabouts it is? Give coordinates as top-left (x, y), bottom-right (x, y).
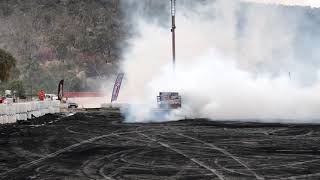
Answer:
top-left (242, 0), bottom-right (320, 8)
top-left (117, 0), bottom-right (320, 123)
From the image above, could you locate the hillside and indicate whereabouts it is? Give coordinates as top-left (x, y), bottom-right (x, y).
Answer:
top-left (0, 0), bottom-right (126, 93)
top-left (0, 0), bottom-right (320, 94)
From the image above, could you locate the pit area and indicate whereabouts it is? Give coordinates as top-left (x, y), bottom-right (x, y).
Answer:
top-left (1, 110), bottom-right (320, 179)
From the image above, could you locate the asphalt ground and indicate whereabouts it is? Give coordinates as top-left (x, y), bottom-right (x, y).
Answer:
top-left (1, 110), bottom-right (320, 179)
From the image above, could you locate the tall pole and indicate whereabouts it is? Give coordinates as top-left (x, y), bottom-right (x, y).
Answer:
top-left (171, 0), bottom-right (176, 70)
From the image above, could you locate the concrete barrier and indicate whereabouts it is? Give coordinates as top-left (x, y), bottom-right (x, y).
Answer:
top-left (0, 100), bottom-right (60, 124)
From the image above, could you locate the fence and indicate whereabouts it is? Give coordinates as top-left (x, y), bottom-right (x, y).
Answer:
top-left (0, 101), bottom-right (60, 124)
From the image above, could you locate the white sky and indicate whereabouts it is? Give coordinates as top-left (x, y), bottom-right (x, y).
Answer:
top-left (241, 0), bottom-right (320, 8)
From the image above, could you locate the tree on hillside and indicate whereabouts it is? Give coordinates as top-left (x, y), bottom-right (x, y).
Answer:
top-left (0, 48), bottom-right (16, 82)
top-left (0, 0), bottom-right (127, 92)
top-left (8, 80), bottom-right (25, 96)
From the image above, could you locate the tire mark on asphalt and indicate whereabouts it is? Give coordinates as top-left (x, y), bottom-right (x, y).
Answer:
top-left (81, 150), bottom-right (130, 180)
top-left (98, 149), bottom-right (138, 180)
top-left (214, 159), bottom-right (252, 176)
top-left (254, 159), bottom-right (320, 170)
top-left (138, 132), bottom-right (225, 180)
top-left (0, 130), bottom-right (149, 178)
top-left (91, 149), bottom-right (137, 180)
top-left (168, 161), bottom-right (198, 180)
top-left (65, 126), bottom-right (96, 136)
top-left (174, 132), bottom-right (265, 180)
top-left (278, 172), bottom-right (320, 180)
top-left (98, 166), bottom-right (115, 180)
top-left (107, 151), bottom-right (136, 178)
top-left (81, 160), bottom-right (96, 180)
top-left (65, 126), bottom-right (81, 134)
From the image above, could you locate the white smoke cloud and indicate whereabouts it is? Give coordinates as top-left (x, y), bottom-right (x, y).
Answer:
top-left (116, 0), bottom-right (320, 123)
top-left (242, 0), bottom-right (320, 8)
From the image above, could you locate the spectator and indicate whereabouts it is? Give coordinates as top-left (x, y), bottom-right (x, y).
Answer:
top-left (38, 90), bottom-right (45, 101)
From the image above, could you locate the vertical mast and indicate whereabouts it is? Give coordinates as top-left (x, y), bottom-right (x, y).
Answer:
top-left (171, 0), bottom-right (176, 70)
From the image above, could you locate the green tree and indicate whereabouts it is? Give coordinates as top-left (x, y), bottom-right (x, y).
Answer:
top-left (8, 80), bottom-right (25, 96)
top-left (0, 49), bottom-right (17, 82)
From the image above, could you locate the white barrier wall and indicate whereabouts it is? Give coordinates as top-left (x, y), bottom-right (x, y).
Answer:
top-left (0, 100), bottom-right (60, 124)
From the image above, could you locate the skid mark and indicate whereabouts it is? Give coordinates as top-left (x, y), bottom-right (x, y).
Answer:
top-left (138, 132), bottom-right (226, 180)
top-left (0, 130), bottom-right (146, 177)
top-left (175, 132), bottom-right (264, 180)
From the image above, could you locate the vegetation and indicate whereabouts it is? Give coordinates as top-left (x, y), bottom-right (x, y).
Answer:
top-left (7, 80), bottom-right (25, 96)
top-left (0, 0), bottom-right (319, 95)
top-left (0, 0), bottom-right (177, 94)
top-left (0, 48), bottom-right (25, 96)
top-left (0, 49), bottom-right (16, 82)
top-left (0, 0), bottom-right (126, 94)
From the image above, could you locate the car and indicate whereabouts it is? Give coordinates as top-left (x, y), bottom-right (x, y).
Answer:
top-left (3, 94), bottom-right (13, 104)
top-left (68, 102), bottom-right (78, 109)
top-left (45, 94), bottom-right (58, 100)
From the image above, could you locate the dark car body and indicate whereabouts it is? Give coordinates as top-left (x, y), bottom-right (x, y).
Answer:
top-left (68, 102), bottom-right (78, 109)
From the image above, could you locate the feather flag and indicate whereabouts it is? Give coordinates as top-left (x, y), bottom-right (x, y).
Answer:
top-left (111, 73), bottom-right (124, 102)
